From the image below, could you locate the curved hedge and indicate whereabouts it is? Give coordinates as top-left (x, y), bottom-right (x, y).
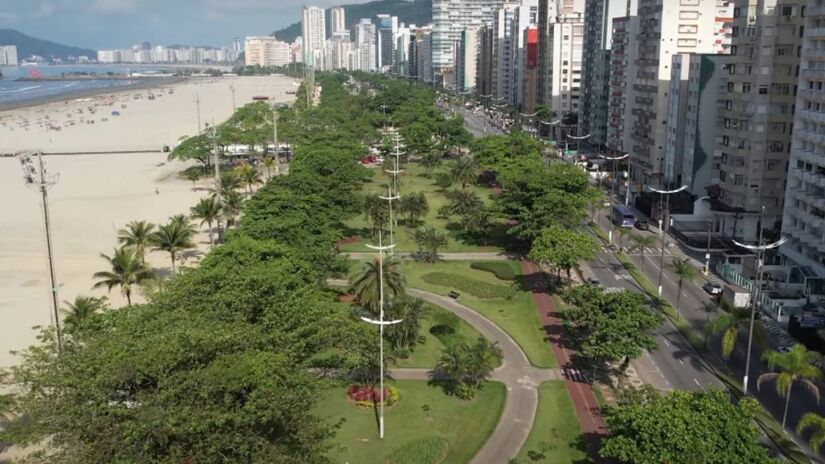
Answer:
top-left (470, 261), bottom-right (517, 281)
top-left (421, 272), bottom-right (516, 299)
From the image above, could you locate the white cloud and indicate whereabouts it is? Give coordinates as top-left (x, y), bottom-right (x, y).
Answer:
top-left (91, 0), bottom-right (139, 13)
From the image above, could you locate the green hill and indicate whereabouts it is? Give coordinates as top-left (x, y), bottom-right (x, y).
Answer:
top-left (0, 29), bottom-right (96, 61)
top-left (272, 0), bottom-right (432, 43)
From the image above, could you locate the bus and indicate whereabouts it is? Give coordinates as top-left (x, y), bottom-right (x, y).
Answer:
top-left (612, 205), bottom-right (636, 228)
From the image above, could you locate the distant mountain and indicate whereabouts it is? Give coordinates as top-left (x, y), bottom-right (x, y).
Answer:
top-left (0, 29), bottom-right (96, 61)
top-left (272, 0), bottom-right (432, 43)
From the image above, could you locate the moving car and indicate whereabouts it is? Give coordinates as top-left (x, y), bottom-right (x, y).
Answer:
top-left (634, 219), bottom-right (649, 230)
top-left (586, 277), bottom-right (601, 286)
top-left (703, 282), bottom-right (723, 296)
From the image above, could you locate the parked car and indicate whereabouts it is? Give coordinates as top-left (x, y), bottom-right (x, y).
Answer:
top-left (703, 282), bottom-right (723, 296)
top-left (634, 219), bottom-right (649, 230)
top-left (586, 277), bottom-right (601, 286)
top-left (778, 345), bottom-right (792, 353)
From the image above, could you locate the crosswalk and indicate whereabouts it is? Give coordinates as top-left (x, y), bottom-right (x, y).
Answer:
top-left (562, 368), bottom-right (590, 383)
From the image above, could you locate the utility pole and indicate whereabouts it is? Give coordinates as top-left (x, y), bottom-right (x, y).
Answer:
top-left (735, 208), bottom-right (786, 394)
top-left (272, 104), bottom-right (280, 176)
top-left (18, 151), bottom-right (63, 351)
top-left (194, 92), bottom-right (202, 133)
top-left (600, 153), bottom-right (629, 244)
top-left (361, 184), bottom-right (402, 439)
top-left (649, 185), bottom-right (688, 298)
top-left (210, 124), bottom-right (223, 239)
top-left (385, 134), bottom-right (404, 256)
top-left (705, 219), bottom-right (713, 275)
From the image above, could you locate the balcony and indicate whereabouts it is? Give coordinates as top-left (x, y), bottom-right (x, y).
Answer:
top-left (803, 69), bottom-right (825, 80)
top-left (807, 27), bottom-right (825, 39)
top-left (809, 4), bottom-right (825, 16)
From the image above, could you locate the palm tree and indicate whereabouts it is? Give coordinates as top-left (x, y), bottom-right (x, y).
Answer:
top-left (797, 413), bottom-right (825, 451)
top-left (400, 192), bottom-right (429, 226)
top-left (117, 220), bottom-right (155, 264)
top-left (670, 257), bottom-right (699, 314)
top-left (445, 190), bottom-right (484, 229)
top-left (420, 151), bottom-right (442, 178)
top-left (150, 220), bottom-right (197, 273)
top-left (222, 190), bottom-right (245, 228)
top-left (705, 306), bottom-right (766, 359)
top-left (350, 256), bottom-right (406, 316)
top-left (92, 248), bottom-right (154, 305)
top-left (363, 193), bottom-right (389, 237)
top-left (617, 227), bottom-right (631, 253)
top-left (190, 196), bottom-right (222, 246)
top-left (219, 170), bottom-right (243, 197)
top-left (235, 163), bottom-right (263, 193)
top-left (262, 156), bottom-right (277, 179)
top-left (411, 226), bottom-right (448, 263)
top-left (62, 295), bottom-right (108, 330)
top-left (185, 170), bottom-right (201, 190)
top-left (449, 157), bottom-right (479, 190)
top-left (758, 345), bottom-right (823, 430)
top-left (629, 234), bottom-right (657, 271)
top-left (385, 296), bottom-right (428, 351)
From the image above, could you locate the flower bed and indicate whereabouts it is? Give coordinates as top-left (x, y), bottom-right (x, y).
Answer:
top-left (346, 384), bottom-right (400, 408)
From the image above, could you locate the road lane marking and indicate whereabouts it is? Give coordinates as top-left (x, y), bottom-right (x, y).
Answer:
top-left (678, 359), bottom-right (684, 365)
top-left (693, 378), bottom-right (701, 386)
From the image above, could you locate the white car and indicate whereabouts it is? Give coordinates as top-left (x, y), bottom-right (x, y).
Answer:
top-left (703, 282), bottom-right (723, 295)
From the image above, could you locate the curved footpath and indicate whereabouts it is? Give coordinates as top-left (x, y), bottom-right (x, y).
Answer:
top-left (328, 279), bottom-right (561, 463)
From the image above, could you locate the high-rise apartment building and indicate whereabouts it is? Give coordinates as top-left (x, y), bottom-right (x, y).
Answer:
top-left (302, 6), bottom-right (327, 67)
top-left (331, 31), bottom-right (352, 70)
top-left (477, 25), bottom-right (496, 96)
top-left (537, 0), bottom-right (584, 105)
top-left (432, 0), bottom-right (508, 85)
top-left (580, 0), bottom-right (637, 149)
top-left (627, 0), bottom-right (723, 190)
top-left (395, 24), bottom-right (413, 74)
top-left (244, 37), bottom-right (290, 67)
top-left (457, 27), bottom-right (480, 91)
top-left (411, 25), bottom-right (434, 81)
top-left (376, 14), bottom-right (399, 70)
top-left (605, 15), bottom-right (639, 154)
top-left (781, 0), bottom-right (825, 283)
top-left (356, 18), bottom-right (378, 72)
top-left (522, 26), bottom-right (540, 113)
top-left (331, 6), bottom-right (346, 34)
top-left (0, 45), bottom-right (18, 66)
top-left (715, 0), bottom-right (804, 240)
top-left (664, 53), bottom-right (727, 196)
top-left (540, 10), bottom-right (585, 128)
top-left (492, 0), bottom-right (538, 107)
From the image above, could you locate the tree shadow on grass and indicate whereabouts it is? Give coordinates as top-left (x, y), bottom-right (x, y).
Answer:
top-left (570, 431), bottom-right (611, 464)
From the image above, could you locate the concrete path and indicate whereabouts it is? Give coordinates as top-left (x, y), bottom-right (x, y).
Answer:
top-left (328, 278), bottom-right (561, 463)
top-left (342, 251), bottom-right (515, 261)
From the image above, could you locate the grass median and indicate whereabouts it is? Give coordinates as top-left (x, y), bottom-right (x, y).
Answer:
top-left (514, 381), bottom-right (587, 464)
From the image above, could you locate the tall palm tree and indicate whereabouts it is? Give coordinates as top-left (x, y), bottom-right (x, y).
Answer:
top-left (190, 196), bottom-right (222, 246)
top-left (222, 190), bottom-right (245, 228)
top-left (117, 220), bottom-right (155, 264)
top-left (185, 170), bottom-right (201, 190)
top-left (617, 226), bottom-right (631, 253)
top-left (262, 156), bottom-right (277, 179)
top-left (411, 226), bottom-right (448, 263)
top-left (350, 256), bottom-right (406, 316)
top-left (92, 248), bottom-right (154, 305)
top-left (420, 151), bottom-right (442, 178)
top-left (797, 412), bottom-right (825, 452)
top-left (670, 257), bottom-right (699, 314)
top-left (219, 170), bottom-right (243, 197)
top-left (758, 345), bottom-right (823, 429)
top-left (150, 220), bottom-right (197, 273)
top-left (62, 295), bottom-right (108, 330)
top-left (449, 157), bottom-right (479, 190)
top-left (445, 190), bottom-right (484, 229)
top-left (705, 306), bottom-right (766, 359)
top-left (235, 163), bottom-right (263, 193)
top-left (400, 192), bottom-right (429, 226)
top-left (385, 296), bottom-right (428, 351)
top-left (629, 234), bottom-right (658, 271)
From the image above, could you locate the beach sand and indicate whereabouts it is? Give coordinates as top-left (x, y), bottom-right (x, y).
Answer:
top-left (0, 75), bottom-right (297, 369)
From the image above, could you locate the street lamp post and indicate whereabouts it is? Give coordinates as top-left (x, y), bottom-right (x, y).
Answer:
top-left (600, 154), bottom-right (629, 245)
top-left (17, 151), bottom-right (63, 351)
top-left (733, 207), bottom-right (786, 394)
top-left (648, 185), bottom-right (688, 297)
top-left (705, 219), bottom-right (713, 275)
top-left (567, 133), bottom-right (591, 163)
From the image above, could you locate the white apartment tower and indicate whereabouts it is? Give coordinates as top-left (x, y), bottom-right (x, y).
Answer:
top-left (0, 45), bottom-right (18, 66)
top-left (627, 0), bottom-right (724, 189)
top-left (605, 15), bottom-right (640, 154)
top-left (781, 0), bottom-right (825, 277)
top-left (356, 18), bottom-right (378, 72)
top-left (432, 0), bottom-right (509, 85)
top-left (331, 7), bottom-right (346, 34)
top-left (302, 6), bottom-right (327, 67)
top-left (715, 0), bottom-right (804, 240)
top-left (244, 37), bottom-right (290, 67)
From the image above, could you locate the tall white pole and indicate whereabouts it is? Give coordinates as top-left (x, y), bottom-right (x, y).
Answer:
top-left (378, 228), bottom-right (385, 438)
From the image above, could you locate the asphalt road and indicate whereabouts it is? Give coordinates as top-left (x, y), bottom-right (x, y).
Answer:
top-left (594, 210), bottom-right (824, 461)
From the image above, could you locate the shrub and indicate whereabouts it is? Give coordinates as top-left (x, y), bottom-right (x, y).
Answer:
top-left (470, 261), bottom-right (517, 281)
top-left (430, 310), bottom-right (460, 335)
top-left (422, 272), bottom-right (516, 299)
top-left (346, 384), bottom-right (399, 407)
top-left (388, 437), bottom-right (447, 464)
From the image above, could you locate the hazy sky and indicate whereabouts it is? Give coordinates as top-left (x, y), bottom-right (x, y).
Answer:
top-left (0, 0), bottom-right (372, 50)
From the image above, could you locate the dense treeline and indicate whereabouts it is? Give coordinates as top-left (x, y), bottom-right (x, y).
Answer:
top-left (0, 73), bottom-right (420, 464)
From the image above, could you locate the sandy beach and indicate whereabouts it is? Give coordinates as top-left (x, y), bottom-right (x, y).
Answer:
top-left (0, 75), bottom-right (297, 369)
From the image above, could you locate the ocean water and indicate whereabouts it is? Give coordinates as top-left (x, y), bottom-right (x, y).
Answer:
top-left (0, 65), bottom-right (170, 106)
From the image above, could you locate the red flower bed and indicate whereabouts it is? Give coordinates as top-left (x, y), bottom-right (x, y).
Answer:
top-left (347, 385), bottom-right (387, 403)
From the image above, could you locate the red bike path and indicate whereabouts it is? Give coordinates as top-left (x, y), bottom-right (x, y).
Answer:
top-left (520, 261), bottom-right (608, 438)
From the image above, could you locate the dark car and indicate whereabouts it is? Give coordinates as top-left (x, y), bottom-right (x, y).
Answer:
top-left (634, 219), bottom-right (649, 230)
top-left (586, 277), bottom-right (601, 286)
top-left (703, 282), bottom-right (723, 295)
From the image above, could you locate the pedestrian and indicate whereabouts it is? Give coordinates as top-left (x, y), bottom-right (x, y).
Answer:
top-left (155, 187), bottom-right (159, 195)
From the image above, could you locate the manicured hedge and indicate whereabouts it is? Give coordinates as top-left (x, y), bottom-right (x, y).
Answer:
top-left (388, 437), bottom-right (447, 464)
top-left (470, 261), bottom-right (518, 281)
top-left (422, 272), bottom-right (516, 299)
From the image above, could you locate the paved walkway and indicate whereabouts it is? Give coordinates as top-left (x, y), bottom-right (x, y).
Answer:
top-left (342, 252), bottom-right (514, 261)
top-left (520, 261), bottom-right (609, 449)
top-left (328, 278), bottom-right (561, 463)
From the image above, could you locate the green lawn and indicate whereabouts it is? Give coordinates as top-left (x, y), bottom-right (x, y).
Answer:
top-left (396, 303), bottom-right (491, 368)
top-left (317, 380), bottom-right (506, 464)
top-left (341, 163), bottom-right (505, 253)
top-left (403, 260), bottom-right (557, 368)
top-left (515, 381), bottom-right (587, 463)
